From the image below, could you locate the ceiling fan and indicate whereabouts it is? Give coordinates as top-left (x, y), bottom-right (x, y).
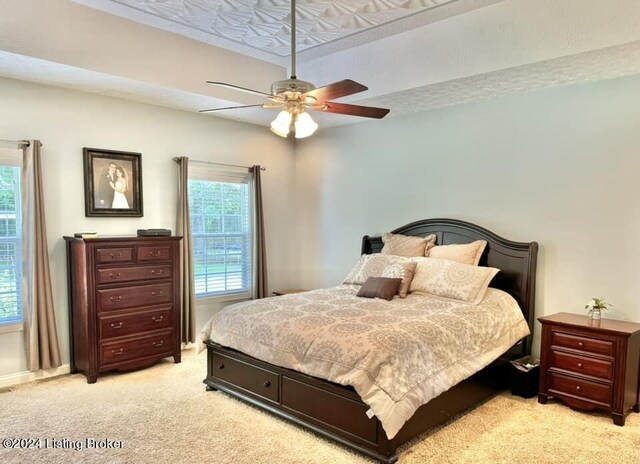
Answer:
top-left (199, 0), bottom-right (390, 139)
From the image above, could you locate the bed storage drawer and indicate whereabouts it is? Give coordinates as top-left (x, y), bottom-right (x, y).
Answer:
top-left (209, 352), bottom-right (279, 403)
top-left (281, 376), bottom-right (378, 443)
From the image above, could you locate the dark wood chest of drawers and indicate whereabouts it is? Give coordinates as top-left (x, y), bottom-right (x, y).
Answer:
top-left (64, 236), bottom-right (182, 383)
top-left (538, 312), bottom-right (640, 425)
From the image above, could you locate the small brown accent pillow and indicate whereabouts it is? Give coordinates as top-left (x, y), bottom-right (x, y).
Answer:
top-left (357, 277), bottom-right (403, 301)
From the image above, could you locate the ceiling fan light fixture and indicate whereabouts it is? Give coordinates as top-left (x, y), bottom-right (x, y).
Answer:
top-left (294, 112), bottom-right (318, 139)
top-left (270, 110), bottom-right (292, 138)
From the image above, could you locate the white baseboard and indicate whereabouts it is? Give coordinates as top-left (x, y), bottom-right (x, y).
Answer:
top-left (0, 364), bottom-right (70, 389)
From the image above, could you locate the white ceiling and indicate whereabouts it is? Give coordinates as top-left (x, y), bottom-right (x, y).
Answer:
top-left (84, 0), bottom-right (458, 57)
top-left (1, 0), bottom-right (639, 130)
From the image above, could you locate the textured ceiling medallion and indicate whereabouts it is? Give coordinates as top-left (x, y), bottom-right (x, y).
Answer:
top-left (110, 0), bottom-right (455, 56)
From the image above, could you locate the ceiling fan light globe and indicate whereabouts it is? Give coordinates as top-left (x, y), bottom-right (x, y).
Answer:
top-left (294, 112), bottom-right (318, 139)
top-left (270, 110), bottom-right (292, 137)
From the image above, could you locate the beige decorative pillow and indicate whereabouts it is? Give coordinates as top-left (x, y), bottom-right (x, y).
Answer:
top-left (343, 254), bottom-right (411, 285)
top-left (426, 240), bottom-right (487, 266)
top-left (381, 233), bottom-right (437, 257)
top-left (409, 257), bottom-right (499, 304)
top-left (381, 262), bottom-right (417, 298)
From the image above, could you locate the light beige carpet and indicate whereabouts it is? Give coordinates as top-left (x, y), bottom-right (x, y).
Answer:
top-left (0, 349), bottom-right (637, 464)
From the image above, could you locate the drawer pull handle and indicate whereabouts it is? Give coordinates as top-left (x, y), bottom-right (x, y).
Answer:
top-left (152, 316), bottom-right (164, 323)
top-left (112, 348), bottom-right (124, 356)
top-left (576, 385), bottom-right (581, 391)
top-left (110, 252), bottom-right (122, 259)
top-left (109, 296), bottom-right (122, 303)
top-left (150, 269), bottom-right (164, 276)
top-left (110, 322), bottom-right (123, 329)
top-left (149, 250), bottom-right (162, 257)
top-left (578, 341), bottom-right (584, 347)
top-left (217, 363), bottom-right (225, 370)
top-left (152, 340), bottom-right (164, 347)
top-left (109, 272), bottom-right (122, 279)
top-left (151, 291), bottom-right (164, 297)
top-left (577, 362), bottom-right (583, 368)
top-left (263, 381), bottom-right (271, 388)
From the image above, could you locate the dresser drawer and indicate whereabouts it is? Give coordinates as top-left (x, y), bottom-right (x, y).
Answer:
top-left (100, 330), bottom-right (173, 366)
top-left (548, 372), bottom-right (612, 406)
top-left (550, 350), bottom-right (613, 381)
top-left (97, 283), bottom-right (172, 312)
top-left (137, 245), bottom-right (171, 263)
top-left (282, 376), bottom-right (378, 443)
top-left (209, 352), bottom-right (279, 403)
top-left (552, 331), bottom-right (614, 357)
top-left (96, 265), bottom-right (172, 285)
top-left (99, 307), bottom-right (172, 339)
top-left (96, 247), bottom-right (134, 265)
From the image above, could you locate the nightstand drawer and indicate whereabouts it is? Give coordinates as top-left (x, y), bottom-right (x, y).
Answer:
top-left (552, 331), bottom-right (614, 357)
top-left (549, 372), bottom-right (612, 406)
top-left (550, 350), bottom-right (613, 381)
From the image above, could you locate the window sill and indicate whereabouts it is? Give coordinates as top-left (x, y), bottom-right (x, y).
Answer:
top-left (0, 323), bottom-right (23, 334)
top-left (196, 292), bottom-right (252, 305)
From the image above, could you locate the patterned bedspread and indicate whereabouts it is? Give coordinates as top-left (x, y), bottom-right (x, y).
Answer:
top-left (198, 285), bottom-right (530, 439)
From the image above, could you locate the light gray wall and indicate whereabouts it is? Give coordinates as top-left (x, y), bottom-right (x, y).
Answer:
top-left (294, 75), bottom-right (640, 355)
top-left (0, 77), bottom-right (295, 377)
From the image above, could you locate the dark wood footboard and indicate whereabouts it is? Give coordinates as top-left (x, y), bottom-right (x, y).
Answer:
top-left (204, 341), bottom-right (509, 463)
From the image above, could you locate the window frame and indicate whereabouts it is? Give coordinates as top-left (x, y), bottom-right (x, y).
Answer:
top-left (187, 166), bottom-right (254, 302)
top-left (0, 148), bottom-right (23, 330)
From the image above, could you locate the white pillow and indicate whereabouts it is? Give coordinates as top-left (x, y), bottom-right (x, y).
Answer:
top-left (409, 257), bottom-right (499, 304)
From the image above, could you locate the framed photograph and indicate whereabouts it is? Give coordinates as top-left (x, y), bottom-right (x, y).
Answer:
top-left (83, 148), bottom-right (143, 217)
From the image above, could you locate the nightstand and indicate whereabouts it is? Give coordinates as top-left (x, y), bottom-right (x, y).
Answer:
top-left (272, 289), bottom-right (307, 296)
top-left (538, 312), bottom-right (640, 426)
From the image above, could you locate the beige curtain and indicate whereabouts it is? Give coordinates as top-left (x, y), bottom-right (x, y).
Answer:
top-left (252, 166), bottom-right (268, 299)
top-left (176, 156), bottom-right (195, 343)
top-left (22, 140), bottom-right (61, 371)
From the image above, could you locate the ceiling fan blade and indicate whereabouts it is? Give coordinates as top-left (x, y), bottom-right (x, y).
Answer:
top-left (315, 102), bottom-right (390, 119)
top-left (302, 79), bottom-right (368, 102)
top-left (206, 81), bottom-right (274, 98)
top-left (199, 104), bottom-right (266, 113)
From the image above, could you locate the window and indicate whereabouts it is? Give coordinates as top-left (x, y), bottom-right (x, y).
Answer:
top-left (188, 167), bottom-right (252, 298)
top-left (0, 149), bottom-right (22, 326)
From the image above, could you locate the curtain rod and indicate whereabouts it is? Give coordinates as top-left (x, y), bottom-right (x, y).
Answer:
top-left (0, 139), bottom-right (30, 147)
top-left (173, 156), bottom-right (266, 171)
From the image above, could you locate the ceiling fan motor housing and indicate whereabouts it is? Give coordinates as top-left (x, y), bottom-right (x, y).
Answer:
top-left (271, 79), bottom-right (315, 97)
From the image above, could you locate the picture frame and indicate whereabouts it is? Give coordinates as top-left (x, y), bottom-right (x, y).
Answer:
top-left (83, 147), bottom-right (143, 217)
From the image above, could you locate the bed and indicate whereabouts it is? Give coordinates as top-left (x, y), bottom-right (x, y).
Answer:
top-left (201, 218), bottom-right (538, 463)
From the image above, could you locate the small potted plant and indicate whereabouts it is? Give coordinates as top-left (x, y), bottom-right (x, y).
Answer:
top-left (585, 297), bottom-right (611, 320)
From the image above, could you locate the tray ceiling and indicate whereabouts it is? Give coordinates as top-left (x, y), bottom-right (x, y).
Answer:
top-left (101, 0), bottom-right (456, 57)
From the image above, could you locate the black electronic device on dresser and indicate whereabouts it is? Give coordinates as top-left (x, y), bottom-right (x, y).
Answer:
top-left (64, 235), bottom-right (182, 383)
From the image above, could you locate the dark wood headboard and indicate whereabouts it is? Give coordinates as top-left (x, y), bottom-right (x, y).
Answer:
top-left (362, 218), bottom-right (538, 356)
